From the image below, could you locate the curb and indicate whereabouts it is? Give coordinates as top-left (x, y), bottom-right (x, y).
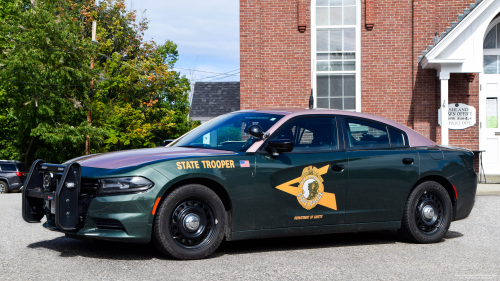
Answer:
top-left (476, 184), bottom-right (500, 196)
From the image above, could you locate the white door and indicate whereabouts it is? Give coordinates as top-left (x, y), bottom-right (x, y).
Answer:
top-left (480, 74), bottom-right (500, 174)
top-left (480, 20), bottom-right (500, 175)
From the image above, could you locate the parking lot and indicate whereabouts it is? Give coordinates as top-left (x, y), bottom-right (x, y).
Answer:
top-left (1, 193), bottom-right (499, 280)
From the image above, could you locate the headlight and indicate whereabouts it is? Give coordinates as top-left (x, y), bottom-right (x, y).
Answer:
top-left (98, 177), bottom-right (154, 194)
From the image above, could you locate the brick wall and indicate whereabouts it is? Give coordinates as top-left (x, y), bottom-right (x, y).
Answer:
top-left (360, 0), bottom-right (414, 127)
top-left (411, 0), bottom-right (480, 151)
top-left (240, 0), bottom-right (481, 157)
top-left (240, 0), bottom-right (312, 109)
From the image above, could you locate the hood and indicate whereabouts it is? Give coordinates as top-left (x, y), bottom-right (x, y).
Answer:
top-left (67, 147), bottom-right (234, 169)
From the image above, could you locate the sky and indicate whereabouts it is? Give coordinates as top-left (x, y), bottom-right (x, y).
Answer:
top-left (130, 0), bottom-right (240, 83)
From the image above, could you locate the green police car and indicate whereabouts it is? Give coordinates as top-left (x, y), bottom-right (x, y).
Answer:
top-left (22, 108), bottom-right (477, 260)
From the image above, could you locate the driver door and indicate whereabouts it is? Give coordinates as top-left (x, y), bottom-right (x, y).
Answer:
top-left (253, 116), bottom-right (348, 229)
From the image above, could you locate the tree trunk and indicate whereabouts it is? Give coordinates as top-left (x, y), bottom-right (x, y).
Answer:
top-left (24, 137), bottom-right (34, 164)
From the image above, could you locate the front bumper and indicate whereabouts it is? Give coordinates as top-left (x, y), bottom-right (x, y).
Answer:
top-left (23, 160), bottom-right (169, 244)
top-left (42, 192), bottom-right (156, 243)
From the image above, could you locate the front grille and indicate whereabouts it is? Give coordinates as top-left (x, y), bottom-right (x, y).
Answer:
top-left (81, 178), bottom-right (98, 195)
top-left (94, 218), bottom-right (126, 231)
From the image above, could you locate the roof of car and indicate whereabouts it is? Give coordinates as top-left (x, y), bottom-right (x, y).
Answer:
top-left (0, 160), bottom-right (22, 163)
top-left (240, 108), bottom-right (436, 150)
top-left (237, 108), bottom-right (412, 128)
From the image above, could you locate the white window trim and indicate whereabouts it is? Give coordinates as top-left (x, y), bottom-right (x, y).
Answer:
top-left (311, 0), bottom-right (362, 112)
top-left (484, 49), bottom-right (500, 55)
top-left (483, 16), bottom-right (500, 43)
top-left (483, 17), bottom-right (500, 74)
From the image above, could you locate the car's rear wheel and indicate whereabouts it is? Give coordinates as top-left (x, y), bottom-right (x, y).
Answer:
top-left (399, 181), bottom-right (452, 243)
top-left (153, 184), bottom-right (227, 260)
top-left (0, 181), bottom-right (8, 194)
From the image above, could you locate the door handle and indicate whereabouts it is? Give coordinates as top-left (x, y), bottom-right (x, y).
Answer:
top-left (331, 164), bottom-right (345, 172)
top-left (402, 158), bottom-right (414, 165)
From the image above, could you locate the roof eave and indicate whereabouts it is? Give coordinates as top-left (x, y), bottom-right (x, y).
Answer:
top-left (421, 58), bottom-right (466, 70)
top-left (420, 0), bottom-right (491, 65)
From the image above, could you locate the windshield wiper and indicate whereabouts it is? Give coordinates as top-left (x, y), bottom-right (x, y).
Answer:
top-left (178, 145), bottom-right (209, 149)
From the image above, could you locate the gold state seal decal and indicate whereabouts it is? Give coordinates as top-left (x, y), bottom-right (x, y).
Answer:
top-left (276, 165), bottom-right (337, 210)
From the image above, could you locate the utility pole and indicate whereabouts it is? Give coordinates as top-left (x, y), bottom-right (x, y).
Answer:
top-left (86, 21), bottom-right (97, 155)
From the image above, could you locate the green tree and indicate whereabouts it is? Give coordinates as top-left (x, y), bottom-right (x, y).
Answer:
top-left (93, 41), bottom-right (196, 151)
top-left (0, 0), bottom-right (18, 21)
top-left (88, 1), bottom-right (197, 151)
top-left (0, 0), bottom-right (105, 163)
top-left (0, 0), bottom-right (22, 160)
top-left (0, 0), bottom-right (197, 164)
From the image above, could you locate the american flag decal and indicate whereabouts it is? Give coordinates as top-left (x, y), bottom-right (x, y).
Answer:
top-left (240, 160), bottom-right (250, 167)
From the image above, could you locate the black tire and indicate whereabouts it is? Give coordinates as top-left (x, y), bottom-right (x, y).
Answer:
top-left (0, 180), bottom-right (8, 194)
top-left (399, 181), bottom-right (452, 243)
top-left (153, 184), bottom-right (227, 260)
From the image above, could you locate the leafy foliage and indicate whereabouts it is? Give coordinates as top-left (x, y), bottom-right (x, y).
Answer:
top-left (0, 0), bottom-right (197, 164)
top-left (217, 126), bottom-right (241, 145)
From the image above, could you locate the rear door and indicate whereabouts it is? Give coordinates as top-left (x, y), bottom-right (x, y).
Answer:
top-left (254, 116), bottom-right (348, 229)
top-left (341, 117), bottom-right (420, 223)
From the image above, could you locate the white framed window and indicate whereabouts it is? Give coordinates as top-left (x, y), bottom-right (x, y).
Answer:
top-left (484, 20), bottom-right (500, 74)
top-left (311, 0), bottom-right (361, 111)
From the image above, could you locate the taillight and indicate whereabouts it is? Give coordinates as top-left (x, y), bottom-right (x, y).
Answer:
top-left (16, 172), bottom-right (26, 177)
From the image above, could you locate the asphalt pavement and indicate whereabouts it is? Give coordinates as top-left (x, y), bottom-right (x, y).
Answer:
top-left (1, 192), bottom-right (499, 280)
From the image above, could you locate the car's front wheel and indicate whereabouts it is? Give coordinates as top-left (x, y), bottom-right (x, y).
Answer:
top-left (399, 181), bottom-right (452, 243)
top-left (0, 180), bottom-right (8, 194)
top-left (153, 184), bottom-right (227, 260)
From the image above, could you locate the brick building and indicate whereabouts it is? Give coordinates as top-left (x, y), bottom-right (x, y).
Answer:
top-left (240, 0), bottom-right (500, 180)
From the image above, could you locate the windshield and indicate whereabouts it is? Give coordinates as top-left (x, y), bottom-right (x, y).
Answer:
top-left (170, 112), bottom-right (284, 152)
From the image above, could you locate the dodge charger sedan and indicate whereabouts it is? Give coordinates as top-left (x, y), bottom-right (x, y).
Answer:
top-left (22, 108), bottom-right (477, 259)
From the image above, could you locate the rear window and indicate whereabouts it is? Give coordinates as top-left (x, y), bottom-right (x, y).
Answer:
top-left (17, 163), bottom-right (29, 172)
top-left (345, 119), bottom-right (389, 149)
top-left (0, 164), bottom-right (17, 171)
top-left (388, 128), bottom-right (406, 147)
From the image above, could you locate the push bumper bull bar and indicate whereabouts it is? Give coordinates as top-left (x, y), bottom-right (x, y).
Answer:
top-left (22, 159), bottom-right (81, 230)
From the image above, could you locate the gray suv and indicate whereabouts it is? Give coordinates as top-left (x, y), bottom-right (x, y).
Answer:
top-left (0, 160), bottom-right (29, 194)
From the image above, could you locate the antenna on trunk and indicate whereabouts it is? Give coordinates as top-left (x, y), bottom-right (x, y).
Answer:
top-left (309, 88), bottom-right (314, 109)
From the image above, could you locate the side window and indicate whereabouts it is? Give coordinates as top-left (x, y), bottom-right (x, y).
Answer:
top-left (345, 119), bottom-right (389, 149)
top-left (17, 164), bottom-right (29, 172)
top-left (0, 164), bottom-right (16, 171)
top-left (388, 128), bottom-right (405, 147)
top-left (272, 117), bottom-right (338, 152)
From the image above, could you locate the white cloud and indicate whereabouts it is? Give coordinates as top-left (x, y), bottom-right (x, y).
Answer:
top-left (130, 0), bottom-right (239, 81)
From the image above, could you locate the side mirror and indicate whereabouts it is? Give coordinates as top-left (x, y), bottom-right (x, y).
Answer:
top-left (161, 139), bottom-right (174, 146)
top-left (266, 139), bottom-right (294, 156)
top-left (247, 125), bottom-right (264, 139)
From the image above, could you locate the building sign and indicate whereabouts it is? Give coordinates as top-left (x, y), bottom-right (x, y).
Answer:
top-left (438, 103), bottom-right (476, 130)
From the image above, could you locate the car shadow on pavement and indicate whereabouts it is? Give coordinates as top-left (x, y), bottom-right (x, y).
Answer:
top-left (28, 236), bottom-right (164, 260)
top-left (215, 230), bottom-right (400, 257)
top-left (213, 229), bottom-right (464, 257)
top-left (444, 230), bottom-right (464, 239)
top-left (27, 229), bottom-right (464, 260)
